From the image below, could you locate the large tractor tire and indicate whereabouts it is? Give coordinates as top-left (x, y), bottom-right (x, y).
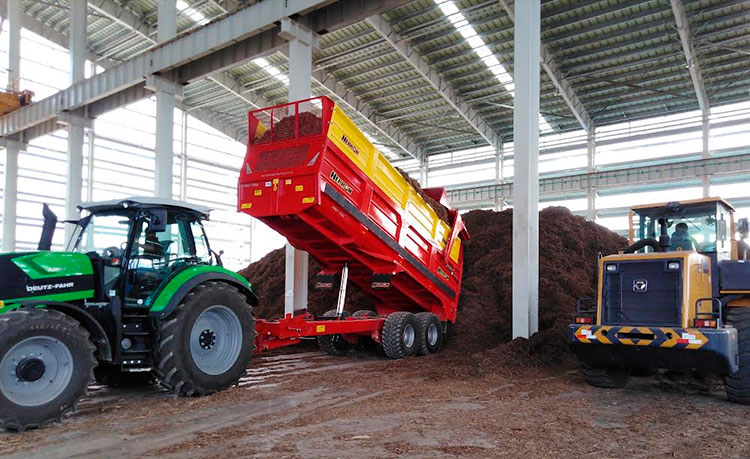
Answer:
top-left (581, 362), bottom-right (629, 388)
top-left (352, 310), bottom-right (381, 353)
top-left (725, 307), bottom-right (750, 404)
top-left (317, 310), bottom-right (352, 356)
top-left (382, 312), bottom-right (418, 359)
top-left (414, 312), bottom-right (443, 356)
top-left (94, 363), bottom-right (154, 387)
top-left (0, 308), bottom-right (96, 431)
top-left (153, 282), bottom-right (255, 397)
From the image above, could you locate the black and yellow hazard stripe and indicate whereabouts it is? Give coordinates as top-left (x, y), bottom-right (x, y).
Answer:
top-left (571, 325), bottom-right (708, 350)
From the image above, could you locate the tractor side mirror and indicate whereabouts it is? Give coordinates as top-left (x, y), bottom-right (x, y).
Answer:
top-left (148, 209), bottom-right (168, 233)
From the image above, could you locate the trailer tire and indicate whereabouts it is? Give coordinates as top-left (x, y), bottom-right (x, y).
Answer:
top-left (153, 281), bottom-right (255, 397)
top-left (0, 308), bottom-right (96, 432)
top-left (581, 363), bottom-right (629, 388)
top-left (415, 312), bottom-right (442, 356)
top-left (725, 308), bottom-right (750, 404)
top-left (317, 310), bottom-right (351, 356)
top-left (382, 312), bottom-right (418, 359)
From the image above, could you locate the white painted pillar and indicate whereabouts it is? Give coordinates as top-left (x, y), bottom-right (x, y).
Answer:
top-left (155, 0), bottom-right (177, 199)
top-left (281, 19), bottom-right (319, 316)
top-left (512, 0), bottom-right (541, 339)
top-left (86, 129), bottom-right (95, 201)
top-left (702, 111), bottom-right (710, 159)
top-left (7, 0), bottom-right (21, 92)
top-left (494, 142), bottom-right (504, 211)
top-left (586, 131), bottom-right (596, 222)
top-left (2, 140), bottom-right (23, 251)
top-left (180, 111), bottom-right (189, 201)
top-left (702, 176), bottom-right (711, 198)
top-left (3, 1), bottom-right (22, 251)
top-left (419, 156), bottom-right (429, 187)
top-left (65, 0), bottom-right (87, 242)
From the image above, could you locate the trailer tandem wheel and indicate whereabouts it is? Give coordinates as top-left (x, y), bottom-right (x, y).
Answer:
top-left (382, 312), bottom-right (418, 359)
top-left (317, 310), bottom-right (352, 356)
top-left (414, 312), bottom-right (443, 356)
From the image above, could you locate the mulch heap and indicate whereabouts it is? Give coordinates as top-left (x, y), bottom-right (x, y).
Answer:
top-left (251, 112), bottom-right (323, 144)
top-left (238, 206), bottom-right (625, 367)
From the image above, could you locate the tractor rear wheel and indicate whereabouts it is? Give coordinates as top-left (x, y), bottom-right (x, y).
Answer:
top-left (0, 308), bottom-right (96, 431)
top-left (153, 282), bottom-right (255, 397)
top-left (352, 310), bottom-right (381, 353)
top-left (382, 312), bottom-right (418, 359)
top-left (725, 307), bottom-right (750, 404)
top-left (414, 312), bottom-right (443, 356)
top-left (317, 310), bottom-right (352, 356)
top-left (581, 363), bottom-right (629, 388)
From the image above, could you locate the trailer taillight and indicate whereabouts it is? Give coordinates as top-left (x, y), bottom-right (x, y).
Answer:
top-left (575, 317), bottom-right (594, 324)
top-left (694, 319), bottom-right (717, 328)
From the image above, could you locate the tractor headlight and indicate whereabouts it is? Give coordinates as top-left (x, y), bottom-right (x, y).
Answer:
top-left (667, 261), bottom-right (680, 270)
top-left (606, 264), bottom-right (617, 272)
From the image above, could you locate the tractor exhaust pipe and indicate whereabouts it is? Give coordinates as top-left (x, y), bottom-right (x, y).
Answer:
top-left (37, 204), bottom-right (58, 251)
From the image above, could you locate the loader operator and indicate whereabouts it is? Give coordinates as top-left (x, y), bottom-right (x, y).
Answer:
top-left (671, 222), bottom-right (696, 251)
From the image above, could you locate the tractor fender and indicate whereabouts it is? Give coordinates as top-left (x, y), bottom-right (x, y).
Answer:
top-left (148, 266), bottom-right (258, 320)
top-left (16, 301), bottom-right (113, 362)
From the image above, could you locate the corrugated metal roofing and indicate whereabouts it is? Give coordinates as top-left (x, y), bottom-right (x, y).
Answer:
top-left (22, 0), bottom-right (750, 157)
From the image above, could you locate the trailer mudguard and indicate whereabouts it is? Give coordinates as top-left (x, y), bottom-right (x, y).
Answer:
top-left (148, 266), bottom-right (258, 320)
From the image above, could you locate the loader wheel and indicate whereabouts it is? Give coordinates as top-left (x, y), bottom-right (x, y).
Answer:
top-left (415, 312), bottom-right (443, 356)
top-left (581, 363), bottom-right (629, 388)
top-left (317, 310), bottom-right (352, 356)
top-left (94, 363), bottom-right (154, 387)
top-left (0, 308), bottom-right (96, 431)
top-left (153, 282), bottom-right (255, 397)
top-left (724, 308), bottom-right (750, 404)
top-left (382, 312), bottom-right (418, 359)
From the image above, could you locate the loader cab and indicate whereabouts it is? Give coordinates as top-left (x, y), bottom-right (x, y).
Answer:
top-left (66, 198), bottom-right (215, 306)
top-left (629, 198), bottom-right (736, 262)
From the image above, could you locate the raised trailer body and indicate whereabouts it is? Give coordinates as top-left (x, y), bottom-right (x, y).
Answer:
top-left (238, 97), bottom-right (467, 352)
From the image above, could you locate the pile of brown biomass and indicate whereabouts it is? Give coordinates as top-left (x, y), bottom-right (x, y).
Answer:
top-left (239, 206), bottom-right (626, 365)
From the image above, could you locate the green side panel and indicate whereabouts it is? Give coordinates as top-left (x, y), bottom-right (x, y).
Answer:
top-left (0, 290), bottom-right (95, 314)
top-left (12, 252), bottom-right (93, 279)
top-left (148, 266), bottom-right (251, 313)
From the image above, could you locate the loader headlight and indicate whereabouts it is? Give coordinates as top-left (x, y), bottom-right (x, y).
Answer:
top-left (667, 261), bottom-right (680, 270)
top-left (606, 264), bottom-right (617, 272)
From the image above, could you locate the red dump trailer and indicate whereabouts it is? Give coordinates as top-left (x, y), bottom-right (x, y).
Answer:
top-left (238, 96), bottom-right (468, 358)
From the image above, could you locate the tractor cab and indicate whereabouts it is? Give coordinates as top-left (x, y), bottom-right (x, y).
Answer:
top-left (628, 197), bottom-right (740, 260)
top-left (66, 197), bottom-right (218, 307)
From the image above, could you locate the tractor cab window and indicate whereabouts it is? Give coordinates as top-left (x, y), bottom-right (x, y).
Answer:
top-left (125, 212), bottom-right (207, 305)
top-left (71, 212), bottom-right (132, 288)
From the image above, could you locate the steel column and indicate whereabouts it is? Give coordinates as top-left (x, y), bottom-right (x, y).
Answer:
top-left (65, 0), bottom-right (87, 242)
top-left (283, 19), bottom-right (315, 315)
top-left (586, 132), bottom-right (596, 221)
top-left (1, 140), bottom-right (22, 251)
top-left (512, 0), bottom-right (540, 339)
top-left (7, 0), bottom-right (20, 92)
top-left (155, 0), bottom-right (177, 199)
top-left (702, 112), bottom-right (710, 159)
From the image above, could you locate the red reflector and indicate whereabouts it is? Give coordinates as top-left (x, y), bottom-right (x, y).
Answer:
top-left (575, 317), bottom-right (593, 324)
top-left (694, 319), bottom-right (717, 328)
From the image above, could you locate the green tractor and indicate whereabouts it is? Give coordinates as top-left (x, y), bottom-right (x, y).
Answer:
top-left (0, 197), bottom-right (258, 431)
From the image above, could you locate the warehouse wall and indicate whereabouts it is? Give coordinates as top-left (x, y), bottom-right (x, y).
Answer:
top-left (0, 27), bottom-right (262, 270)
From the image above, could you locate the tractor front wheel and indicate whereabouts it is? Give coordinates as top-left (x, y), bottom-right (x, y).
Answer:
top-left (0, 308), bottom-right (96, 431)
top-left (153, 282), bottom-right (255, 397)
top-left (725, 307), bottom-right (750, 404)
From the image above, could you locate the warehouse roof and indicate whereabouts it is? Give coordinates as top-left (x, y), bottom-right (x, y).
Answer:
top-left (12, 0), bottom-right (750, 159)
